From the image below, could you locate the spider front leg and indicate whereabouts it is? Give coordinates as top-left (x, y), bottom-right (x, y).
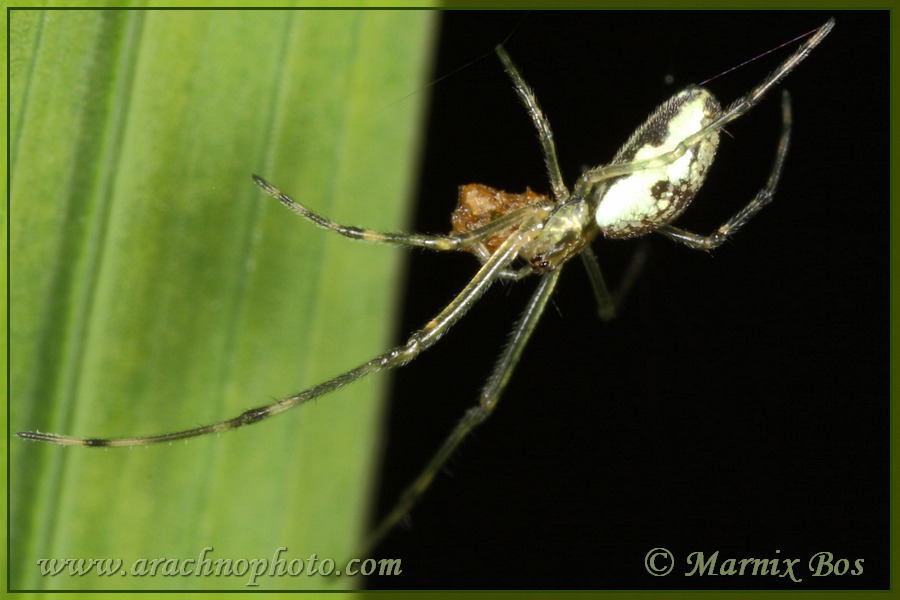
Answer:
top-left (658, 90), bottom-right (792, 251)
top-left (365, 268), bottom-right (562, 553)
top-left (18, 206), bottom-right (552, 447)
top-left (252, 175), bottom-right (550, 254)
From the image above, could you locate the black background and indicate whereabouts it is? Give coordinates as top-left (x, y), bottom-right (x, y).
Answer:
top-left (369, 11), bottom-right (888, 590)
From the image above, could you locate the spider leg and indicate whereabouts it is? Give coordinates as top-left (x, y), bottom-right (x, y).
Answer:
top-left (497, 265), bottom-right (533, 281)
top-left (252, 175), bottom-right (551, 253)
top-left (574, 18), bottom-right (832, 195)
top-left (705, 18), bottom-right (833, 140)
top-left (580, 246), bottom-right (616, 321)
top-left (363, 268), bottom-right (562, 553)
top-left (496, 46), bottom-right (570, 203)
top-left (17, 207), bottom-right (552, 447)
top-left (580, 242), bottom-right (651, 321)
top-left (658, 90), bottom-right (791, 251)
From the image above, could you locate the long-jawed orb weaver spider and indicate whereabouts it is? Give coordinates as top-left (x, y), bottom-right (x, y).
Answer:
top-left (19, 18), bottom-right (834, 552)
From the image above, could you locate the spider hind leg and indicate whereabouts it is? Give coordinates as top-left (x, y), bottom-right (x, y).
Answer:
top-left (658, 90), bottom-right (792, 251)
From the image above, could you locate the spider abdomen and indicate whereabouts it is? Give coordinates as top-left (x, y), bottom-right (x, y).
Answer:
top-left (594, 87), bottom-right (721, 238)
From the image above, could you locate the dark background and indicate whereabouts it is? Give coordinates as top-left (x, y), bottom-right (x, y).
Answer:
top-left (369, 11), bottom-right (888, 590)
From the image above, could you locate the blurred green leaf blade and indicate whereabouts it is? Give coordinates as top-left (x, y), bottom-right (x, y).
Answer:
top-left (11, 9), bottom-right (436, 590)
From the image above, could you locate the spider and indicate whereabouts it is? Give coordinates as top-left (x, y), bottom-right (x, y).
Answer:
top-left (19, 18), bottom-right (834, 552)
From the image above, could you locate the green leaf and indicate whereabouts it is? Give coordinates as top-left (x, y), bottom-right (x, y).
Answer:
top-left (11, 9), bottom-right (436, 591)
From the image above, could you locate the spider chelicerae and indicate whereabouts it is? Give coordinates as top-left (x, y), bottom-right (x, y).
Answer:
top-left (19, 18), bottom-right (834, 551)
